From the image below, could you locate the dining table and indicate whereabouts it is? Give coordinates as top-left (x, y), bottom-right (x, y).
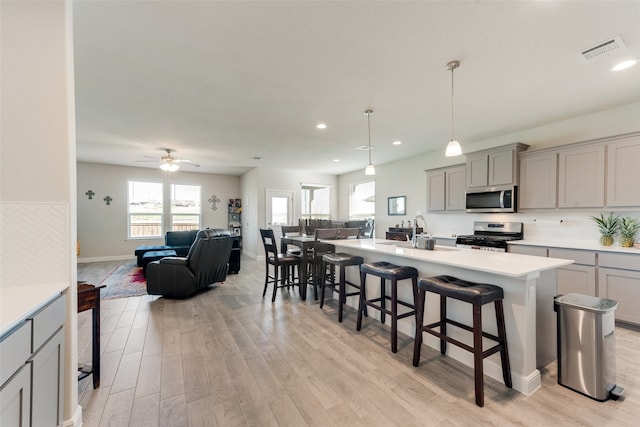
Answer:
top-left (279, 234), bottom-right (320, 300)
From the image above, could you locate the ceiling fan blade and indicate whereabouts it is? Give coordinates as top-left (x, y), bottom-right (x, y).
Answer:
top-left (135, 160), bottom-right (159, 163)
top-left (175, 159), bottom-right (200, 167)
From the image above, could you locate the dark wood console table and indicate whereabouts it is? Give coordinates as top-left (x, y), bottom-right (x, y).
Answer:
top-left (77, 282), bottom-right (106, 388)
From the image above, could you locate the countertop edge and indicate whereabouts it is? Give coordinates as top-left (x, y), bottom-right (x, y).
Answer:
top-left (1, 283), bottom-right (70, 337)
top-left (508, 239), bottom-right (640, 254)
top-left (328, 239), bottom-right (574, 278)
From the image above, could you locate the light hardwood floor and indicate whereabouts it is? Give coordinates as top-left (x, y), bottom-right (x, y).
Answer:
top-left (77, 257), bottom-right (640, 426)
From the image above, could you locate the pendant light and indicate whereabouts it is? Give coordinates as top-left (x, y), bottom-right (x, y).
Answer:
top-left (445, 60), bottom-right (462, 157)
top-left (364, 109), bottom-right (375, 175)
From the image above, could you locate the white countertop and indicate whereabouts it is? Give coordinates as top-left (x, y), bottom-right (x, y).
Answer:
top-left (0, 283), bottom-right (68, 336)
top-left (328, 239), bottom-right (573, 278)
top-left (509, 239), bottom-right (640, 254)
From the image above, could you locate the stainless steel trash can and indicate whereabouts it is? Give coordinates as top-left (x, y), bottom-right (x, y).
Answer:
top-left (554, 293), bottom-right (620, 401)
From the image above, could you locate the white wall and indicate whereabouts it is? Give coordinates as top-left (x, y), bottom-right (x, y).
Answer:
top-left (338, 102), bottom-right (640, 245)
top-left (77, 162), bottom-right (240, 260)
top-left (0, 0), bottom-right (78, 424)
top-left (240, 168), bottom-right (259, 258)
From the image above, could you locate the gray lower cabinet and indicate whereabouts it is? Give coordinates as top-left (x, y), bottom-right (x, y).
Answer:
top-left (598, 252), bottom-right (640, 325)
top-left (548, 248), bottom-right (596, 296)
top-left (0, 293), bottom-right (65, 427)
top-left (508, 245), bottom-right (597, 297)
top-left (30, 328), bottom-right (64, 427)
top-left (0, 320), bottom-right (32, 427)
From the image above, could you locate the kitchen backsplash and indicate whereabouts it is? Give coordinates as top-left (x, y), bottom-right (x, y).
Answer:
top-left (425, 210), bottom-right (640, 245)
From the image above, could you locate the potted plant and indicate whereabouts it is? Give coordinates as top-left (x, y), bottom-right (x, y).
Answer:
top-left (590, 213), bottom-right (620, 246)
top-left (619, 216), bottom-right (640, 248)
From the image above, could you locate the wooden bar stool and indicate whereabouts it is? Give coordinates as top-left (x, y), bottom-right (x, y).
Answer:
top-left (412, 275), bottom-right (512, 407)
top-left (356, 261), bottom-right (418, 353)
top-left (320, 252), bottom-right (364, 322)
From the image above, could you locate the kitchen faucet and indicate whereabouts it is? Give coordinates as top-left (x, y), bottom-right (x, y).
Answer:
top-left (412, 214), bottom-right (426, 248)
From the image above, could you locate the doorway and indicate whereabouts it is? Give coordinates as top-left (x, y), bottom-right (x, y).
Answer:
top-left (266, 189), bottom-right (294, 241)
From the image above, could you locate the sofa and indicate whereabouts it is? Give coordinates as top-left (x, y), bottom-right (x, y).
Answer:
top-left (146, 229), bottom-right (233, 299)
top-left (135, 229), bottom-right (199, 266)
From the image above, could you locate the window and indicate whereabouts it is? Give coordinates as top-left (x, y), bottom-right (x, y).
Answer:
top-left (301, 183), bottom-right (330, 220)
top-left (171, 184), bottom-right (201, 231)
top-left (349, 181), bottom-right (375, 220)
top-left (128, 181), bottom-right (163, 238)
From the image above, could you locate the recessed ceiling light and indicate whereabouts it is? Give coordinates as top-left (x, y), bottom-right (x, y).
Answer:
top-left (316, 123), bottom-right (327, 129)
top-left (333, 159), bottom-right (340, 162)
top-left (393, 140), bottom-right (402, 145)
top-left (612, 59), bottom-right (637, 71)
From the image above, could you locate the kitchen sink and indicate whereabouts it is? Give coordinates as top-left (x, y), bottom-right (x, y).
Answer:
top-left (377, 241), bottom-right (457, 251)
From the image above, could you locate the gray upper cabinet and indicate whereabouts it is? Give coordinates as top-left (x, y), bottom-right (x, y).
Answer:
top-left (519, 151), bottom-right (557, 209)
top-left (466, 153), bottom-right (489, 188)
top-left (557, 143), bottom-right (605, 208)
top-left (465, 143), bottom-right (529, 189)
top-left (518, 131), bottom-right (640, 210)
top-left (606, 134), bottom-right (640, 207)
top-left (426, 165), bottom-right (466, 212)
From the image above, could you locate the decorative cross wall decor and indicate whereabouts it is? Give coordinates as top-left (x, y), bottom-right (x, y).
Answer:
top-left (208, 195), bottom-right (220, 211)
top-left (103, 196), bottom-right (112, 205)
top-left (85, 190), bottom-right (95, 200)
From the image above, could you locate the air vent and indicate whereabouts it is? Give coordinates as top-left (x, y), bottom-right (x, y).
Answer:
top-left (578, 36), bottom-right (627, 63)
top-left (355, 145), bottom-right (373, 151)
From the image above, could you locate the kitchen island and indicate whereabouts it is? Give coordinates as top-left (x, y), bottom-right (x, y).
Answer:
top-left (327, 238), bottom-right (573, 396)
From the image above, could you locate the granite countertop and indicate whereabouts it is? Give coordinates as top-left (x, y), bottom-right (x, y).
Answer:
top-left (0, 283), bottom-right (69, 336)
top-left (509, 239), bottom-right (640, 254)
top-left (328, 238), bottom-right (573, 278)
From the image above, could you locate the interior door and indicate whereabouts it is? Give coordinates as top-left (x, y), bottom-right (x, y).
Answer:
top-left (266, 189), bottom-right (294, 242)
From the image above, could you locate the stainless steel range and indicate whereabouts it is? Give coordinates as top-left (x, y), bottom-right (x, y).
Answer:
top-left (455, 221), bottom-right (523, 252)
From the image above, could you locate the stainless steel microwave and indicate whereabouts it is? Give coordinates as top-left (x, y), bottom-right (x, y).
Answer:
top-left (465, 186), bottom-right (517, 213)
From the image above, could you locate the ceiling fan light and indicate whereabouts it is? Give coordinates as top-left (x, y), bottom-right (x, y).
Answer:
top-left (365, 163), bottom-right (376, 175)
top-left (445, 139), bottom-right (462, 157)
top-left (161, 162), bottom-right (179, 172)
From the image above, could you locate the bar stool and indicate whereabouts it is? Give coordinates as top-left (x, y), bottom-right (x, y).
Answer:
top-left (412, 275), bottom-right (512, 407)
top-left (357, 261), bottom-right (418, 353)
top-left (320, 252), bottom-right (365, 322)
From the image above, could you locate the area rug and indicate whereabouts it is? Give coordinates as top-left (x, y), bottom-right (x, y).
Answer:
top-left (98, 262), bottom-right (147, 299)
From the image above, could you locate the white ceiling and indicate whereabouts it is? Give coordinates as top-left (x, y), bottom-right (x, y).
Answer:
top-left (73, 0), bottom-right (640, 176)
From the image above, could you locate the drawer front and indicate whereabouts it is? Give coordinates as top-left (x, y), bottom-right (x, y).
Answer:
top-left (548, 248), bottom-right (596, 266)
top-left (508, 245), bottom-right (547, 257)
top-left (598, 252), bottom-right (640, 271)
top-left (0, 320), bottom-right (31, 387)
top-left (30, 295), bottom-right (65, 352)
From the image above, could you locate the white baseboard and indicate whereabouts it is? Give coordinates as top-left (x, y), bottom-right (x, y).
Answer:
top-left (63, 405), bottom-right (82, 426)
top-left (78, 255), bottom-right (135, 263)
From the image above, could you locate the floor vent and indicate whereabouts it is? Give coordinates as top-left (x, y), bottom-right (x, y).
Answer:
top-left (578, 36), bottom-right (626, 63)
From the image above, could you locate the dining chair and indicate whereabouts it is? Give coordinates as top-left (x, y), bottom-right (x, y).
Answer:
top-left (259, 228), bottom-right (302, 302)
top-left (337, 227), bottom-right (361, 239)
top-left (281, 225), bottom-right (302, 255)
top-left (309, 228), bottom-right (339, 299)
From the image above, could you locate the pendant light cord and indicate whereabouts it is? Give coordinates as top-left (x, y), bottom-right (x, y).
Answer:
top-left (367, 111), bottom-right (372, 164)
top-left (451, 65), bottom-right (455, 141)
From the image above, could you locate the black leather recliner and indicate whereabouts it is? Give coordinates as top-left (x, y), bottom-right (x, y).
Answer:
top-left (146, 229), bottom-right (233, 298)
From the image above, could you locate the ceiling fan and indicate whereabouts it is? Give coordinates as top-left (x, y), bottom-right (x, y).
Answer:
top-left (137, 148), bottom-right (200, 172)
